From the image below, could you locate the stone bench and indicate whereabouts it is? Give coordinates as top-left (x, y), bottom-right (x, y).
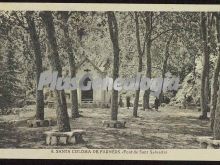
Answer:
top-left (44, 129), bottom-right (86, 145)
top-left (102, 120), bottom-right (126, 128)
top-left (196, 136), bottom-right (220, 149)
top-left (27, 119), bottom-right (52, 128)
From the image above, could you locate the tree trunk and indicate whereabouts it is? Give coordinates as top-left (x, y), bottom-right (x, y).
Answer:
top-left (214, 76), bottom-right (220, 140)
top-left (25, 11), bottom-right (44, 120)
top-left (61, 12), bottom-right (79, 119)
top-left (143, 12), bottom-right (152, 110)
top-left (205, 16), bottom-right (211, 111)
top-left (200, 12), bottom-right (209, 120)
top-left (143, 41), bottom-right (152, 110)
top-left (211, 13), bottom-right (220, 130)
top-left (40, 11), bottom-right (71, 132)
top-left (107, 12), bottom-right (120, 121)
top-left (159, 33), bottom-right (174, 103)
top-left (133, 12), bottom-right (142, 117)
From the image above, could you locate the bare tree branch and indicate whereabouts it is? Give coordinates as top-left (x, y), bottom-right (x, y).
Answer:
top-left (151, 27), bottom-right (184, 42)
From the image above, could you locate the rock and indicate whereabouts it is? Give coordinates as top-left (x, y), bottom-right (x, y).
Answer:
top-left (196, 136), bottom-right (220, 149)
top-left (46, 135), bottom-right (51, 145)
top-left (51, 136), bottom-right (58, 145)
top-left (44, 129), bottom-right (86, 145)
top-left (102, 120), bottom-right (126, 128)
top-left (59, 136), bottom-right (68, 145)
top-left (27, 119), bottom-right (52, 128)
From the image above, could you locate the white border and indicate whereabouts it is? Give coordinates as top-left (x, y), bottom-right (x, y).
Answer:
top-left (0, 3), bottom-right (220, 160)
top-left (0, 3), bottom-right (219, 12)
top-left (0, 149), bottom-right (219, 160)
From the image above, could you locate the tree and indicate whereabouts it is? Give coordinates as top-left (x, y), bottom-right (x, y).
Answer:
top-left (200, 12), bottom-right (210, 120)
top-left (0, 12), bottom-right (23, 109)
top-left (143, 12), bottom-right (153, 110)
top-left (25, 11), bottom-right (44, 120)
top-left (60, 12), bottom-right (80, 118)
top-left (131, 12), bottom-right (154, 113)
top-left (211, 13), bottom-right (220, 129)
top-left (107, 11), bottom-right (120, 121)
top-left (142, 12), bottom-right (175, 110)
top-left (1, 44), bottom-right (21, 106)
top-left (133, 12), bottom-right (143, 117)
top-left (0, 41), bottom-right (8, 109)
top-left (133, 12), bottom-right (183, 112)
top-left (40, 11), bottom-right (71, 132)
top-left (159, 33), bottom-right (174, 103)
top-left (214, 76), bottom-right (220, 139)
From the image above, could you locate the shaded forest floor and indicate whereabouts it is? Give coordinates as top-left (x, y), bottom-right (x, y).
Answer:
top-left (0, 105), bottom-right (212, 149)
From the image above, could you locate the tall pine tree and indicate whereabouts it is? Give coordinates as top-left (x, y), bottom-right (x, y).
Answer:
top-left (1, 43), bottom-right (21, 107)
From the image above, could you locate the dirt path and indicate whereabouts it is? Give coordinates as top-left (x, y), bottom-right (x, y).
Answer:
top-left (0, 106), bottom-right (212, 149)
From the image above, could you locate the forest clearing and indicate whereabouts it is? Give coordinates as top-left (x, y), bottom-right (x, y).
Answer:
top-left (0, 10), bottom-right (220, 149)
top-left (0, 105), bottom-right (211, 148)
